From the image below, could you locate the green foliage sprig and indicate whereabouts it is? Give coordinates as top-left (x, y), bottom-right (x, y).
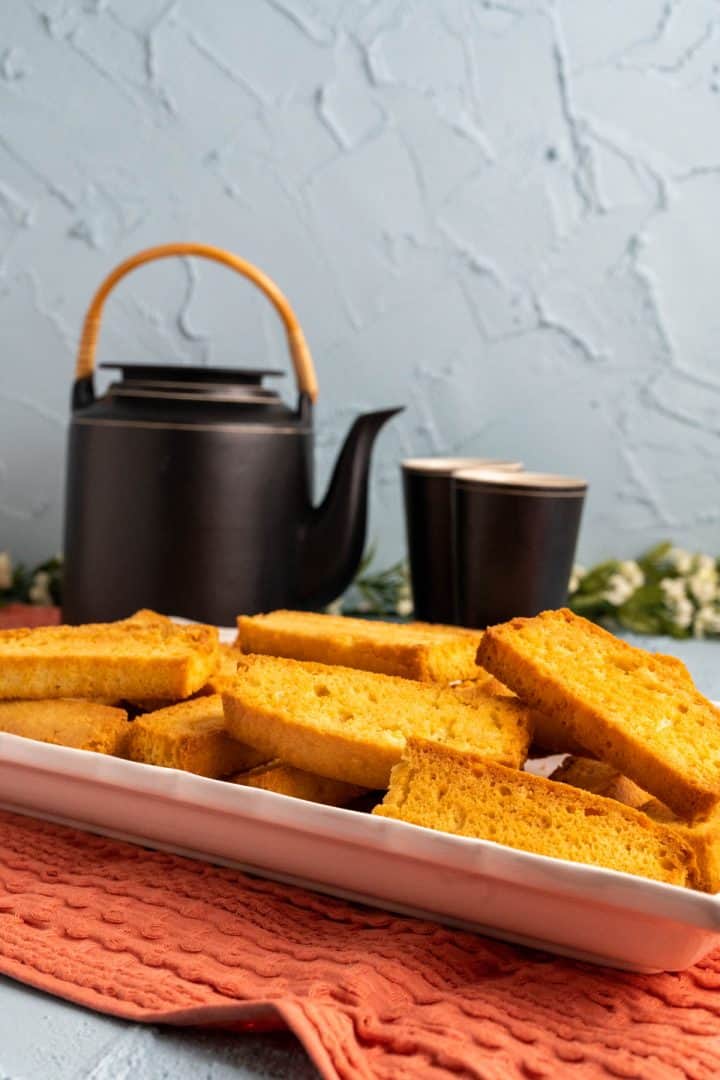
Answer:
top-left (327, 544), bottom-right (412, 618)
top-left (569, 542), bottom-right (720, 639)
top-left (0, 553), bottom-right (63, 607)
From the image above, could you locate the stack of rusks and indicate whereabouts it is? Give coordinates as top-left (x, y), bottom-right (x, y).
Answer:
top-left (0, 607), bottom-right (717, 892)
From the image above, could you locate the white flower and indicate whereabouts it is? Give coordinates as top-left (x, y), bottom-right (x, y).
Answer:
top-left (694, 605), bottom-right (720, 638)
top-left (618, 560), bottom-right (645, 590)
top-left (0, 552), bottom-right (11, 590)
top-left (667, 547), bottom-right (693, 574)
top-left (603, 560), bottom-right (645, 606)
top-left (605, 573), bottom-right (634, 606)
top-left (660, 577), bottom-right (695, 629)
top-left (568, 564), bottom-right (586, 594)
top-left (28, 570), bottom-right (52, 606)
top-left (688, 569), bottom-right (717, 605)
top-left (660, 577), bottom-right (687, 604)
top-left (672, 597), bottom-right (694, 629)
top-left (694, 553), bottom-right (717, 577)
top-left (325, 597), bottom-right (344, 615)
top-left (396, 597), bottom-right (413, 617)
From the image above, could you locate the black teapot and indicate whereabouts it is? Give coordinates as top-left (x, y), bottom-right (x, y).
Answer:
top-left (63, 243), bottom-right (401, 625)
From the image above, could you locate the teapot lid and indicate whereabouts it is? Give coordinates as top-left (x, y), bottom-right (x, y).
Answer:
top-left (77, 363), bottom-right (305, 426)
top-left (101, 363), bottom-right (284, 386)
top-left (101, 363), bottom-right (285, 404)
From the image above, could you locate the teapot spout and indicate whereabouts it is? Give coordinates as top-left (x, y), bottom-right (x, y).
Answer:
top-left (297, 407), bottom-right (403, 609)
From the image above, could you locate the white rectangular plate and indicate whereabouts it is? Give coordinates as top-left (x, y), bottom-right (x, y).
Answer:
top-left (0, 730), bottom-right (718, 973)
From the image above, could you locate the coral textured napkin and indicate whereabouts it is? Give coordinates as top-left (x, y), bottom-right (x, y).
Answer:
top-left (0, 603), bottom-right (60, 629)
top-left (0, 811), bottom-right (719, 1078)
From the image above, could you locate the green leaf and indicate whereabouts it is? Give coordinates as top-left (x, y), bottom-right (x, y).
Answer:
top-left (617, 608), bottom-right (663, 634)
top-left (637, 541), bottom-right (673, 569)
top-left (574, 561), bottom-right (619, 595)
top-left (356, 543), bottom-right (377, 578)
top-left (620, 582), bottom-right (664, 609)
top-left (568, 592), bottom-right (613, 616)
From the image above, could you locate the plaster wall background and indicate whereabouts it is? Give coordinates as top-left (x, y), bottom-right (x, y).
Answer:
top-left (1, 0), bottom-right (719, 572)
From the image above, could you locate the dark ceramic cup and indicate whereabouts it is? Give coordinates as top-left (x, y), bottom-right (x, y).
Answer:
top-left (401, 458), bottom-right (522, 623)
top-left (452, 469), bottom-right (587, 628)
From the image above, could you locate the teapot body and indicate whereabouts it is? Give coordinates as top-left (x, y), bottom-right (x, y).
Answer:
top-left (64, 410), bottom-right (314, 625)
top-left (63, 370), bottom-right (315, 625)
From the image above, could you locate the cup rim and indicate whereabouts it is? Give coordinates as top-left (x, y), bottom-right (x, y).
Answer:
top-left (453, 468), bottom-right (587, 491)
top-left (401, 458), bottom-right (523, 475)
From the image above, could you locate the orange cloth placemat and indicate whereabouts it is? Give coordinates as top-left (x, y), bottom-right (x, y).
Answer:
top-left (0, 811), bottom-right (719, 1078)
top-left (0, 604), bottom-right (61, 629)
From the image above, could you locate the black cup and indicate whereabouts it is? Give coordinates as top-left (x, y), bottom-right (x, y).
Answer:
top-left (401, 458), bottom-right (522, 623)
top-left (453, 469), bottom-right (587, 628)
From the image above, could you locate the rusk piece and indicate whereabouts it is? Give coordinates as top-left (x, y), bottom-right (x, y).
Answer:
top-left (478, 609), bottom-right (720, 820)
top-left (454, 675), bottom-right (587, 757)
top-left (528, 714), bottom-right (589, 757)
top-left (641, 799), bottom-right (720, 894)
top-left (204, 643), bottom-right (243, 693)
top-left (121, 609), bottom-right (173, 626)
top-left (374, 739), bottom-right (698, 888)
top-left (127, 695), bottom-right (265, 778)
top-left (222, 654), bottom-right (533, 789)
top-left (532, 652), bottom-right (694, 757)
top-left (553, 754), bottom-right (720, 893)
top-left (132, 644), bottom-right (245, 709)
top-left (529, 709), bottom-right (590, 757)
top-left (236, 610), bottom-right (485, 682)
top-left (230, 760), bottom-right (367, 806)
top-left (452, 673), bottom-right (512, 700)
top-left (0, 621), bottom-right (219, 702)
top-left (550, 756), bottom-right (650, 810)
top-left (0, 699), bottom-right (129, 755)
top-left (122, 612), bottom-right (219, 709)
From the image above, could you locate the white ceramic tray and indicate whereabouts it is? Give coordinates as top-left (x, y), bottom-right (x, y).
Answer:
top-left (0, 729), bottom-right (719, 974)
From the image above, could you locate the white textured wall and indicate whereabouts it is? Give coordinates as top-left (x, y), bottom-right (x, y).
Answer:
top-left (1, 0), bottom-right (719, 571)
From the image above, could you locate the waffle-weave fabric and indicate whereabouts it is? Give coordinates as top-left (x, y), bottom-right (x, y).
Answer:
top-left (0, 810), bottom-right (718, 1079)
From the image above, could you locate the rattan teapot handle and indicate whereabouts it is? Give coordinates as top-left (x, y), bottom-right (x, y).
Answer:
top-left (74, 242), bottom-right (318, 401)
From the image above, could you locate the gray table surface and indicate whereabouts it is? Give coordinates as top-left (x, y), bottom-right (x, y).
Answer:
top-left (0, 633), bottom-right (716, 1080)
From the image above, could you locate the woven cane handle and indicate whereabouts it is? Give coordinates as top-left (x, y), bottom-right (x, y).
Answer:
top-left (74, 242), bottom-right (318, 401)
